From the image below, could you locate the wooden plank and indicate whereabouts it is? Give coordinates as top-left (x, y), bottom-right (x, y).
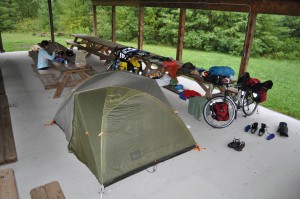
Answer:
top-left (0, 67), bottom-right (6, 95)
top-left (44, 181), bottom-right (65, 199)
top-left (0, 168), bottom-right (19, 199)
top-left (0, 95), bottom-right (17, 164)
top-left (30, 181), bottom-right (65, 199)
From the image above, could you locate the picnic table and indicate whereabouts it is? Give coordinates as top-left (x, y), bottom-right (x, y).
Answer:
top-left (66, 34), bottom-right (127, 63)
top-left (65, 34), bottom-right (228, 98)
top-left (28, 42), bottom-right (97, 98)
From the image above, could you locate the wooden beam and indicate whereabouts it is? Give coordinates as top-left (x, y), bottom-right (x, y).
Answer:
top-left (93, 5), bottom-right (97, 36)
top-left (112, 6), bottom-right (116, 43)
top-left (92, 0), bottom-right (139, 6)
top-left (47, 0), bottom-right (55, 42)
top-left (0, 32), bottom-right (5, 53)
top-left (138, 6), bottom-right (144, 50)
top-left (138, 0), bottom-right (300, 16)
top-left (176, 8), bottom-right (186, 62)
top-left (239, 12), bottom-right (257, 76)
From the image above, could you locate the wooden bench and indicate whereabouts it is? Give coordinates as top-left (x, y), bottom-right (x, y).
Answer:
top-left (0, 68), bottom-right (5, 95)
top-left (0, 168), bottom-right (19, 199)
top-left (0, 95), bottom-right (17, 165)
top-left (30, 181), bottom-right (65, 199)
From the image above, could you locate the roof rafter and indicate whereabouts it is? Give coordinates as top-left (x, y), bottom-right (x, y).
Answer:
top-left (92, 0), bottom-right (300, 16)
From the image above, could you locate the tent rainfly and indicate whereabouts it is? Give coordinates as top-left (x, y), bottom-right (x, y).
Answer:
top-left (54, 71), bottom-right (197, 187)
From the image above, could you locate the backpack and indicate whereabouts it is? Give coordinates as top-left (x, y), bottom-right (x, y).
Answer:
top-left (212, 102), bottom-right (229, 121)
top-left (246, 78), bottom-right (261, 87)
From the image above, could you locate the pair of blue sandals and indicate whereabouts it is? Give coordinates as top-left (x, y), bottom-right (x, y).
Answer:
top-left (244, 122), bottom-right (275, 140)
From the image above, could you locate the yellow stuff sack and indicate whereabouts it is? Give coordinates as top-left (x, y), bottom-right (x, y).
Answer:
top-left (119, 62), bottom-right (127, 70)
top-left (130, 60), bottom-right (141, 68)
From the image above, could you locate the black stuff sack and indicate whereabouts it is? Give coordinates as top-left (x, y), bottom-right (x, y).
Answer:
top-left (212, 102), bottom-right (229, 121)
top-left (252, 80), bottom-right (273, 103)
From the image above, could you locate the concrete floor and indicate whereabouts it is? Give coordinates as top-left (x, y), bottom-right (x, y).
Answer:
top-left (0, 51), bottom-right (300, 199)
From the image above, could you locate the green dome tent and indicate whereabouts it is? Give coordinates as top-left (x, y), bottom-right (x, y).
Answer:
top-left (54, 71), bottom-right (196, 187)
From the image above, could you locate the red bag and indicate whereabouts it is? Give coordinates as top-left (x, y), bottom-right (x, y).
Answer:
top-left (252, 84), bottom-right (267, 103)
top-left (212, 102), bottom-right (229, 121)
top-left (246, 78), bottom-right (260, 87)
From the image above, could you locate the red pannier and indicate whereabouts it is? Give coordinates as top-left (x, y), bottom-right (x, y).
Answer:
top-left (245, 78), bottom-right (261, 87)
top-left (212, 102), bottom-right (229, 121)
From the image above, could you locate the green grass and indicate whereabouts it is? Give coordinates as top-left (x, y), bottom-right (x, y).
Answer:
top-left (2, 33), bottom-right (300, 120)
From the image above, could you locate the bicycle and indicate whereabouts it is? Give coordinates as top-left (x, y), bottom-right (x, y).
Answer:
top-left (203, 82), bottom-right (258, 128)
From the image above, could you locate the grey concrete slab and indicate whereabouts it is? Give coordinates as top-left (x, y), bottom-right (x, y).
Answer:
top-left (0, 51), bottom-right (299, 199)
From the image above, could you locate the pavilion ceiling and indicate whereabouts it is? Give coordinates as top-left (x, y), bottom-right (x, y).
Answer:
top-left (92, 0), bottom-right (300, 16)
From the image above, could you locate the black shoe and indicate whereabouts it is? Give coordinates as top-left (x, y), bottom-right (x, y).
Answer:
top-left (258, 123), bottom-right (267, 136)
top-left (251, 122), bottom-right (258, 134)
top-left (228, 138), bottom-right (241, 148)
top-left (234, 141), bottom-right (245, 152)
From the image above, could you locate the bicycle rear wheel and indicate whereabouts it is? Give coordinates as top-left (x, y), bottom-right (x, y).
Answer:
top-left (241, 90), bottom-right (258, 116)
top-left (203, 96), bottom-right (236, 128)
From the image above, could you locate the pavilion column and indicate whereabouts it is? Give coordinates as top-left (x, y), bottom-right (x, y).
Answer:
top-left (93, 5), bottom-right (97, 36)
top-left (112, 6), bottom-right (116, 42)
top-left (176, 8), bottom-right (186, 62)
top-left (138, 6), bottom-right (144, 50)
top-left (0, 32), bottom-right (5, 53)
top-left (239, 12), bottom-right (257, 76)
top-left (47, 0), bottom-right (55, 42)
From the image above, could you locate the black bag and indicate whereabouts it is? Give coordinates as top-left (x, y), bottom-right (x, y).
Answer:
top-left (252, 80), bottom-right (273, 103)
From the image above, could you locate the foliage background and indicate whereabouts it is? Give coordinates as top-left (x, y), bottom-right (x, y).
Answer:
top-left (1, 0), bottom-right (299, 59)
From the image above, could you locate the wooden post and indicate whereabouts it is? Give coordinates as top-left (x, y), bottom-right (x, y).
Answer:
top-left (138, 6), bottom-right (144, 50)
top-left (239, 12), bottom-right (257, 76)
top-left (112, 6), bottom-right (116, 43)
top-left (176, 8), bottom-right (186, 62)
top-left (47, 0), bottom-right (55, 42)
top-left (0, 32), bottom-right (5, 53)
top-left (93, 5), bottom-right (97, 36)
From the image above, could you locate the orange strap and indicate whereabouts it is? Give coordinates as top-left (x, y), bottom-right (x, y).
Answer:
top-left (44, 119), bottom-right (55, 126)
top-left (193, 144), bottom-right (206, 151)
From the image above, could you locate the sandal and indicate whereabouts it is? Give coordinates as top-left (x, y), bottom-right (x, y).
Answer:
top-left (250, 122), bottom-right (258, 134)
top-left (234, 141), bottom-right (245, 152)
top-left (228, 138), bottom-right (241, 148)
top-left (267, 133), bottom-right (275, 140)
top-left (244, 125), bottom-right (251, 132)
top-left (277, 122), bottom-right (288, 137)
top-left (258, 123), bottom-right (267, 136)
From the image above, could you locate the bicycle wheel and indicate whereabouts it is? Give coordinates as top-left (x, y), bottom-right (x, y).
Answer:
top-left (241, 90), bottom-right (258, 116)
top-left (203, 96), bottom-right (236, 128)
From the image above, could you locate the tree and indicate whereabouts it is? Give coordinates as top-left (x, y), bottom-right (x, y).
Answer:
top-left (0, 0), bottom-right (19, 31)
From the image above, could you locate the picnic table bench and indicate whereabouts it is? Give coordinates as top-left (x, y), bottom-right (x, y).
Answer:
top-left (28, 42), bottom-right (98, 98)
top-left (0, 68), bottom-right (17, 165)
